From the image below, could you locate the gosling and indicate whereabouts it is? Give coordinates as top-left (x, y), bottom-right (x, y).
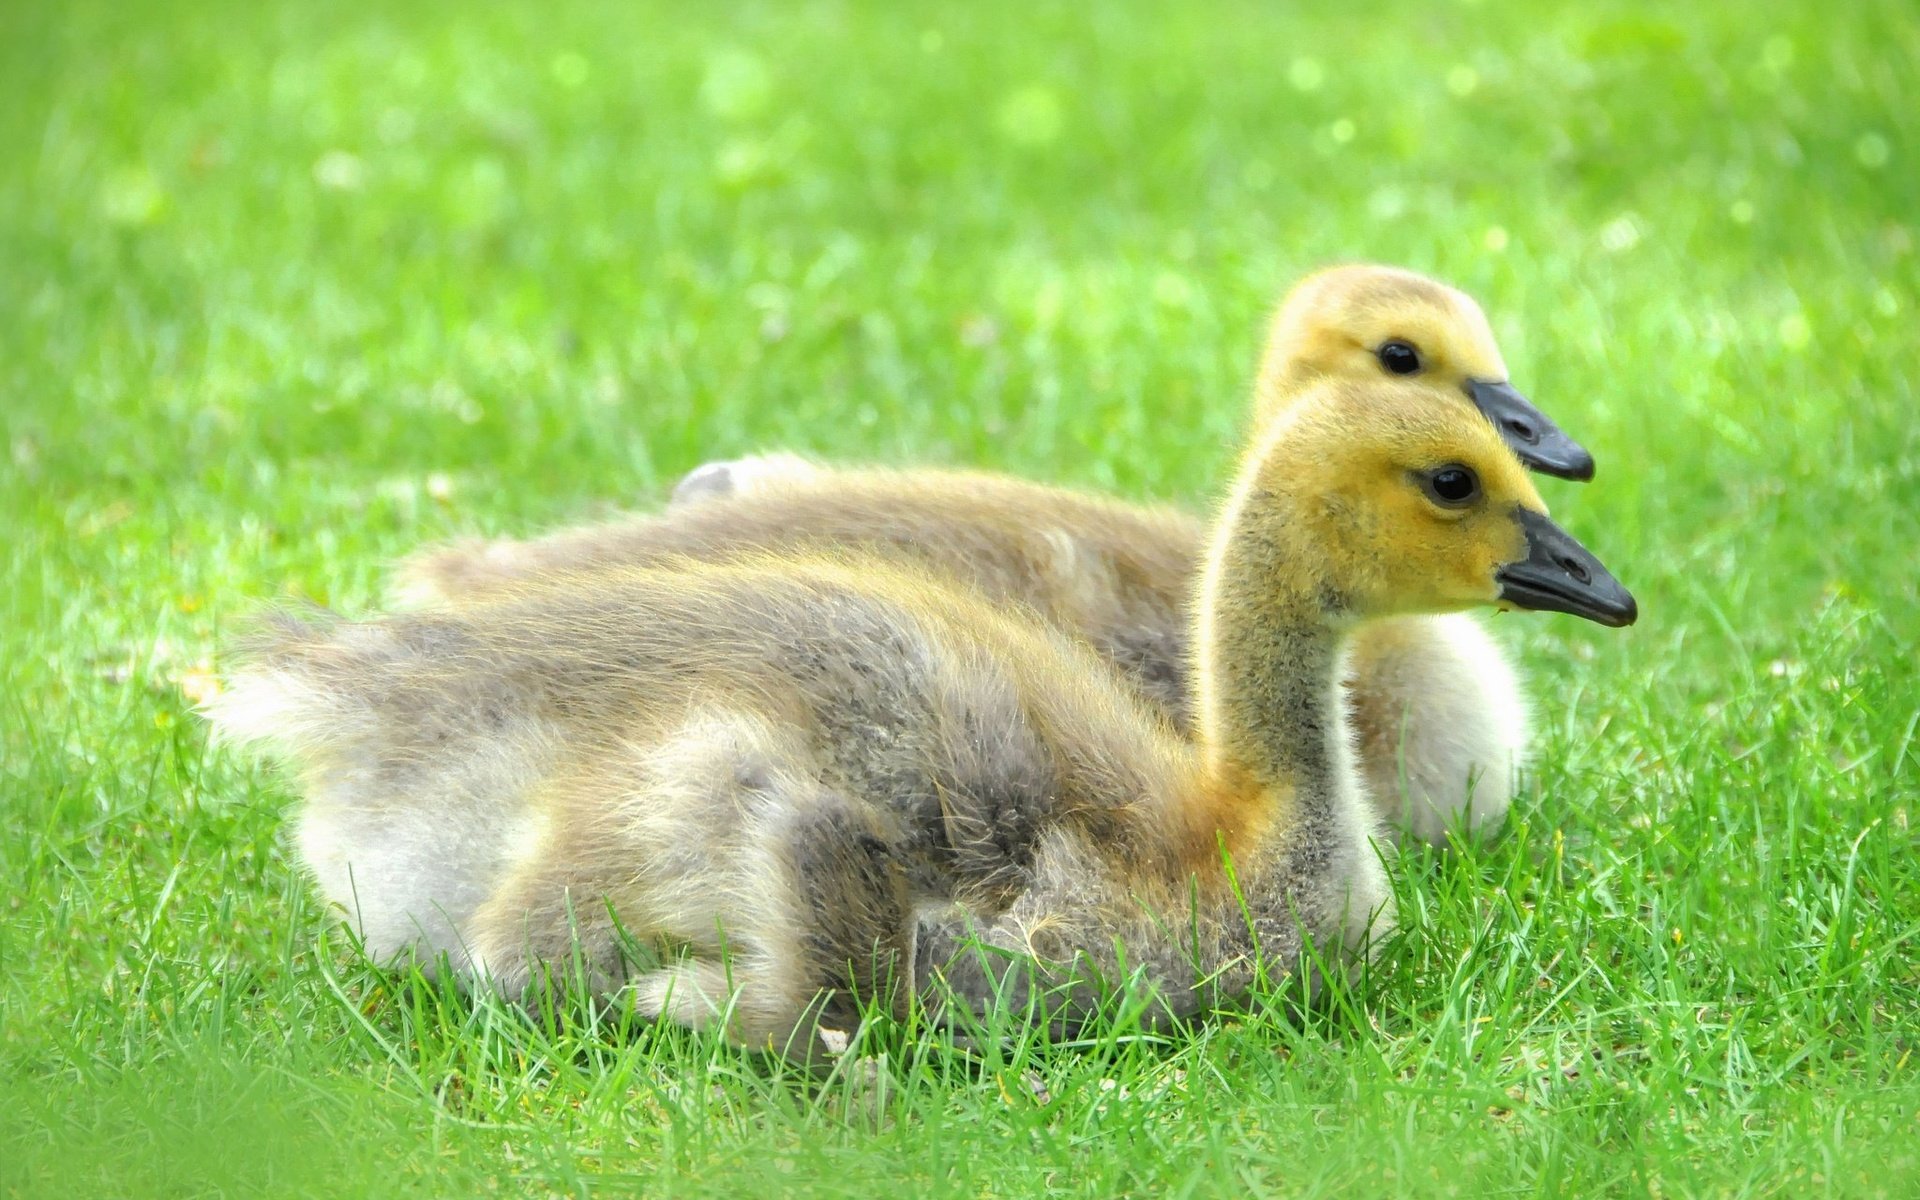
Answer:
top-left (212, 374), bottom-right (1635, 1055)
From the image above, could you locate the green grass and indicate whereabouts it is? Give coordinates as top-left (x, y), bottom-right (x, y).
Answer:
top-left (3, 0), bottom-right (1917, 1194)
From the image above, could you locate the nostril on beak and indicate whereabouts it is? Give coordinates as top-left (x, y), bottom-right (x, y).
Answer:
top-left (1507, 418), bottom-right (1538, 443)
top-left (1557, 554), bottom-right (1591, 584)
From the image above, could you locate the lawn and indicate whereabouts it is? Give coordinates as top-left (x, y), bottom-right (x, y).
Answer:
top-left (2, 0), bottom-right (1916, 1195)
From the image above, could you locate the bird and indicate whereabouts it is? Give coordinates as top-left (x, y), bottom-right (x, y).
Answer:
top-left (396, 265), bottom-right (1584, 848)
top-left (211, 373), bottom-right (1635, 1057)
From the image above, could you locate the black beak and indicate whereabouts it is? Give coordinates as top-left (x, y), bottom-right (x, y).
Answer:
top-left (1466, 379), bottom-right (1597, 482)
top-left (1496, 508), bottom-right (1637, 627)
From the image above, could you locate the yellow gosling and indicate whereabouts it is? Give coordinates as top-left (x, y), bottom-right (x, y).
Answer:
top-left (212, 374), bottom-right (1634, 1055)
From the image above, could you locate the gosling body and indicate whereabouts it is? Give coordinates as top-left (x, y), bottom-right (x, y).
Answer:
top-left (401, 468), bottom-right (1522, 844)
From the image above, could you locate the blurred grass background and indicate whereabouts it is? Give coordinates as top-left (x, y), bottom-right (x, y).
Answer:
top-left (2, 0), bottom-right (1915, 1195)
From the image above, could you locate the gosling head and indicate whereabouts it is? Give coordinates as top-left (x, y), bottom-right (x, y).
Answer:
top-left (1253, 377), bottom-right (1636, 628)
top-left (1256, 264), bottom-right (1596, 482)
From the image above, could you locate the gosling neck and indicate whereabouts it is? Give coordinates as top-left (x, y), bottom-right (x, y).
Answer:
top-left (1192, 448), bottom-right (1351, 808)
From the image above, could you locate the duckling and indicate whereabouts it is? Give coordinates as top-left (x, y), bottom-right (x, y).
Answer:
top-left (212, 374), bottom-right (1635, 1054)
top-left (396, 265), bottom-right (1581, 847)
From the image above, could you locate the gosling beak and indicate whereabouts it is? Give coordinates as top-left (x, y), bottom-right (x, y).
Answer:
top-left (1496, 508), bottom-right (1637, 627)
top-left (1466, 379), bottom-right (1597, 482)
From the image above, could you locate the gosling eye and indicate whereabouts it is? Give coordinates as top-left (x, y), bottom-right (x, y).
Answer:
top-left (1377, 340), bottom-right (1422, 375)
top-left (1419, 464), bottom-right (1481, 508)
